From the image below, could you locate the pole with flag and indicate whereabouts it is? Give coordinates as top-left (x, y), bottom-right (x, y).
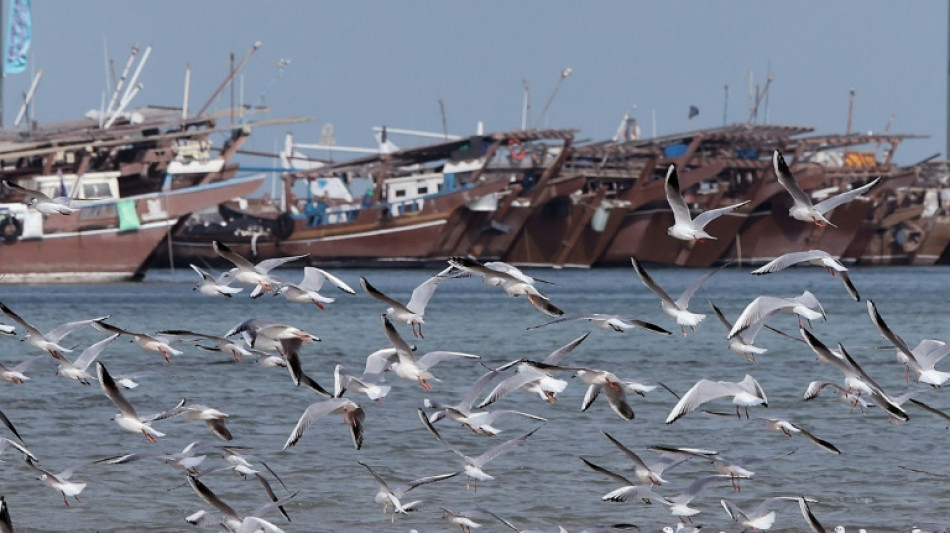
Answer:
top-left (2, 0), bottom-right (32, 127)
top-left (687, 105), bottom-right (699, 128)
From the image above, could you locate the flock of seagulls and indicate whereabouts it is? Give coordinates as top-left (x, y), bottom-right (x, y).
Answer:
top-left (0, 149), bottom-right (945, 532)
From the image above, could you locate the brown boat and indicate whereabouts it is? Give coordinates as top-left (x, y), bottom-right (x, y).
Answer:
top-left (167, 129), bottom-right (576, 267)
top-left (0, 110), bottom-right (274, 282)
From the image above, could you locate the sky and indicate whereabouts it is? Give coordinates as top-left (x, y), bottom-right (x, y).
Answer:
top-left (3, 1), bottom-right (947, 166)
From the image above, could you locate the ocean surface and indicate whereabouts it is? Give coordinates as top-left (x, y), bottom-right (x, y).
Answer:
top-left (1, 264), bottom-right (948, 533)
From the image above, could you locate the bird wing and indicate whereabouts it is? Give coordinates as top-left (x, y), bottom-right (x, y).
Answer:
top-left (866, 299), bottom-right (917, 364)
top-left (360, 277), bottom-right (407, 311)
top-left (581, 384), bottom-right (601, 412)
top-left (0, 301), bottom-right (40, 337)
top-left (543, 331), bottom-right (591, 365)
top-left (212, 240), bottom-right (256, 270)
top-left (691, 200), bottom-right (749, 230)
top-left (459, 369), bottom-right (503, 410)
top-left (793, 424), bottom-right (841, 454)
top-left (381, 315), bottom-right (415, 358)
top-left (601, 431), bottom-right (652, 472)
top-left (751, 250), bottom-right (832, 274)
top-left (96, 362), bottom-right (138, 418)
top-left (603, 385), bottom-right (635, 420)
top-left (838, 271), bottom-right (861, 302)
top-left (189, 263), bottom-right (215, 282)
top-left (0, 406), bottom-right (26, 444)
top-left (728, 296), bottom-right (788, 339)
top-left (676, 265), bottom-right (723, 310)
top-left (580, 457), bottom-right (635, 486)
top-left (812, 177), bottom-right (880, 216)
top-left (187, 475), bottom-right (241, 523)
top-left (417, 351), bottom-right (480, 371)
top-left (399, 471), bottom-right (460, 496)
top-left (358, 460), bottom-right (393, 494)
top-left (476, 365), bottom-right (549, 408)
top-left (406, 267), bottom-right (454, 315)
top-left (301, 267), bottom-right (355, 294)
top-left (282, 398), bottom-right (349, 449)
top-left (472, 426), bottom-right (541, 468)
top-left (773, 150), bottom-right (813, 207)
top-left (630, 257), bottom-right (675, 307)
top-left (253, 254), bottom-right (308, 274)
top-left (361, 348), bottom-right (399, 379)
top-left (72, 333), bottom-right (120, 370)
top-left (664, 164), bottom-right (694, 227)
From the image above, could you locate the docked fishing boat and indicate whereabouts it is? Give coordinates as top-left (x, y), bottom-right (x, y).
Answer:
top-left (0, 110), bottom-right (268, 282)
top-left (166, 128), bottom-right (576, 267)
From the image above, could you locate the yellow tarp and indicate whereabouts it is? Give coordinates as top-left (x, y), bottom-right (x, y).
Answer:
top-left (844, 151), bottom-right (876, 167)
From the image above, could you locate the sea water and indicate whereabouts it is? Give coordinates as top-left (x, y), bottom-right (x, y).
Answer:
top-left (0, 265), bottom-right (947, 532)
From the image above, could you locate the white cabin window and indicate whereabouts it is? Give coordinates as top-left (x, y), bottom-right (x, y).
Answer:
top-left (393, 189), bottom-right (406, 198)
top-left (417, 186), bottom-right (428, 195)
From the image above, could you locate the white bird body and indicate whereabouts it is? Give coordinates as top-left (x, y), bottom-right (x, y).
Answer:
top-left (751, 249), bottom-right (860, 301)
top-left (2, 179), bottom-right (78, 215)
top-left (380, 314), bottom-right (479, 390)
top-left (97, 362), bottom-right (179, 442)
top-left (447, 257), bottom-right (564, 317)
top-left (283, 397), bottom-right (365, 450)
top-left (0, 301), bottom-right (105, 358)
top-left (213, 240), bottom-right (307, 296)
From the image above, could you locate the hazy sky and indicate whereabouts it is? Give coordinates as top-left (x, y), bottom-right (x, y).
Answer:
top-left (5, 1), bottom-right (946, 165)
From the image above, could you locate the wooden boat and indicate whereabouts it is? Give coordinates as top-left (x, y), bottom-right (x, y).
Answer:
top-left (167, 129), bottom-right (576, 267)
top-left (0, 110), bottom-right (271, 282)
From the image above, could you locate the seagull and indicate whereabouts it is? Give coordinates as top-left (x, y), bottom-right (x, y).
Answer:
top-left (212, 240), bottom-right (307, 296)
top-left (184, 475), bottom-right (295, 533)
top-left (224, 318), bottom-right (320, 352)
top-left (650, 446), bottom-right (786, 492)
top-left (803, 381), bottom-right (876, 415)
top-left (357, 460), bottom-right (458, 520)
top-left (727, 291), bottom-right (826, 340)
top-left (447, 256), bottom-right (565, 317)
top-left (22, 456), bottom-right (90, 507)
top-left (189, 263), bottom-right (243, 297)
top-left (751, 249), bottom-right (861, 301)
top-left (334, 364), bottom-right (391, 401)
top-left (631, 257), bottom-right (720, 336)
top-left (93, 320), bottom-right (185, 362)
top-left (53, 333), bottom-right (120, 385)
top-left (664, 163), bottom-right (749, 242)
top-left (283, 397), bottom-right (365, 450)
top-left (657, 474), bottom-right (733, 522)
top-left (721, 495), bottom-right (825, 532)
top-left (666, 374), bottom-right (768, 423)
top-left (0, 301), bottom-right (106, 358)
top-left (379, 314), bottom-right (480, 390)
top-left (800, 328), bottom-right (909, 421)
top-left (867, 298), bottom-right (950, 387)
top-left (0, 355), bottom-right (48, 384)
top-left (279, 337), bottom-right (332, 397)
top-left (157, 329), bottom-right (259, 362)
top-left (773, 149), bottom-right (880, 227)
top-left (579, 456), bottom-right (662, 504)
top-left (1, 178), bottom-right (78, 215)
top-left (165, 402), bottom-right (234, 441)
top-left (574, 368), bottom-right (643, 420)
top-left (756, 416), bottom-right (841, 454)
top-left (599, 430), bottom-right (690, 485)
top-left (710, 301), bottom-right (798, 362)
top-left (275, 266), bottom-right (355, 308)
top-left (96, 361), bottom-right (182, 443)
top-left (360, 267), bottom-right (454, 338)
top-left (424, 366), bottom-right (547, 436)
top-left (477, 332), bottom-right (590, 407)
top-left (527, 312), bottom-right (672, 335)
top-left (419, 409), bottom-right (543, 492)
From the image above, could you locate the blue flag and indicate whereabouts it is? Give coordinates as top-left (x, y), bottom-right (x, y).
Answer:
top-left (4, 0), bottom-right (31, 75)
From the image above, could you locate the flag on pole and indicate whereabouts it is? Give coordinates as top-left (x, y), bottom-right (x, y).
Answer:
top-left (4, 0), bottom-right (31, 75)
top-left (688, 105), bottom-right (700, 120)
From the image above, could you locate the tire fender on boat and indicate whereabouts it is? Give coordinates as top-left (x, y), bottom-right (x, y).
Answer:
top-left (0, 216), bottom-right (22, 243)
top-left (272, 213), bottom-right (295, 240)
top-left (896, 221), bottom-right (924, 253)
